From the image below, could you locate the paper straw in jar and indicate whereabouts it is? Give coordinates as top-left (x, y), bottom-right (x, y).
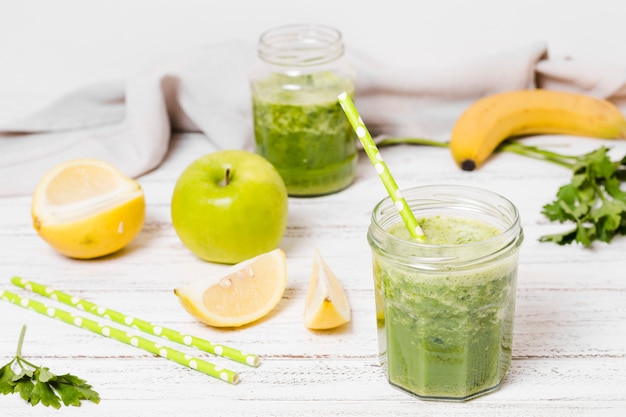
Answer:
top-left (10, 277), bottom-right (259, 367)
top-left (337, 92), bottom-right (424, 239)
top-left (0, 289), bottom-right (240, 384)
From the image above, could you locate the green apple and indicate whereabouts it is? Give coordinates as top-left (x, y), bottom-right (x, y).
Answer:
top-left (171, 150), bottom-right (288, 264)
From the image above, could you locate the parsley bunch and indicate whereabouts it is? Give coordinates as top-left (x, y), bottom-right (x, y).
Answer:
top-left (498, 141), bottom-right (626, 246)
top-left (0, 325), bottom-right (100, 409)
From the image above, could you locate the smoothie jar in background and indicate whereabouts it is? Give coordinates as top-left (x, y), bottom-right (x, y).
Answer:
top-left (249, 24), bottom-right (357, 197)
top-left (367, 185), bottom-right (524, 401)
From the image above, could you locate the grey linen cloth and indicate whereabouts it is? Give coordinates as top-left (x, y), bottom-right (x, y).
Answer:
top-left (1, 39), bottom-right (625, 196)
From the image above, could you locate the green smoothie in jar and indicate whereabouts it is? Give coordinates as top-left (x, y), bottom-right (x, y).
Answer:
top-left (368, 185), bottom-right (523, 401)
top-left (250, 24), bottom-right (357, 197)
top-left (252, 72), bottom-right (357, 196)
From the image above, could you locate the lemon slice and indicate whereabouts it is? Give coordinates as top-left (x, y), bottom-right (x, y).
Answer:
top-left (174, 248), bottom-right (287, 328)
top-left (304, 248), bottom-right (351, 330)
top-left (31, 158), bottom-right (145, 259)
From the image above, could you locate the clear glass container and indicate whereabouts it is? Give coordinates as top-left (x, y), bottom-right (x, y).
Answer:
top-left (250, 24), bottom-right (357, 197)
top-left (367, 185), bottom-right (524, 401)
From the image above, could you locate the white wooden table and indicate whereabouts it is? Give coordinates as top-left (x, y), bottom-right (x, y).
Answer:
top-left (1, 106), bottom-right (626, 415)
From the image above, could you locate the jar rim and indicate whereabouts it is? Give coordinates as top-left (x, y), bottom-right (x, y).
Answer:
top-left (367, 184), bottom-right (523, 267)
top-left (258, 24), bottom-right (344, 66)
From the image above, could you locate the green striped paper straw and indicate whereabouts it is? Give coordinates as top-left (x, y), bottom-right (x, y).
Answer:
top-left (10, 277), bottom-right (259, 367)
top-left (338, 92), bottom-right (424, 239)
top-left (0, 289), bottom-right (239, 384)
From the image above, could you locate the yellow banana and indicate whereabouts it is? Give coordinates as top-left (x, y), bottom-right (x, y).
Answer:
top-left (449, 89), bottom-right (626, 171)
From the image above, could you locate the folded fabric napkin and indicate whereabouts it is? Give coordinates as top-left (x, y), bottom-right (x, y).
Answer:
top-left (1, 39), bottom-right (625, 197)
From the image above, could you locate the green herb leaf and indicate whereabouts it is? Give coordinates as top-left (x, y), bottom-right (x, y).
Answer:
top-left (31, 378), bottom-right (61, 409)
top-left (12, 368), bottom-right (34, 381)
top-left (605, 176), bottom-right (626, 200)
top-left (535, 145), bottom-right (626, 247)
top-left (0, 362), bottom-right (17, 395)
top-left (37, 367), bottom-right (55, 383)
top-left (0, 325), bottom-right (100, 408)
top-left (52, 374), bottom-right (101, 407)
top-left (13, 377), bottom-right (35, 402)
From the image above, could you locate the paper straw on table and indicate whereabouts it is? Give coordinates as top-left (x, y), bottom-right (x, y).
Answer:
top-left (337, 92), bottom-right (424, 239)
top-left (10, 277), bottom-right (259, 367)
top-left (0, 289), bottom-right (240, 384)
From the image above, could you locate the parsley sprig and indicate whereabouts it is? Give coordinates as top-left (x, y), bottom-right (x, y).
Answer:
top-left (0, 325), bottom-right (100, 409)
top-left (500, 141), bottom-right (626, 246)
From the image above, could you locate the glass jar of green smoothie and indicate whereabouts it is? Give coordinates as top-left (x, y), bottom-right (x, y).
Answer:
top-left (250, 24), bottom-right (357, 197)
top-left (367, 185), bottom-right (524, 401)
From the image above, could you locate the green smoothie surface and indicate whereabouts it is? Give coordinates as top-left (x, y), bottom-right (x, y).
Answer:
top-left (388, 215), bottom-right (501, 245)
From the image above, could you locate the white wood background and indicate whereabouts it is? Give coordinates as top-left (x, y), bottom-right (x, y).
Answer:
top-left (2, 1), bottom-right (626, 415)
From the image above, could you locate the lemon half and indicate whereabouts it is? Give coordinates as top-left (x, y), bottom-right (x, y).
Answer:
top-left (31, 158), bottom-right (145, 259)
top-left (174, 248), bottom-right (287, 328)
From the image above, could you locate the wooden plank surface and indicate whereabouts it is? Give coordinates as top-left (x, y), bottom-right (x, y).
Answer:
top-left (1, 130), bottom-right (626, 416)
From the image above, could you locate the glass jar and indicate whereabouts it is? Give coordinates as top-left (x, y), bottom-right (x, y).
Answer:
top-left (367, 185), bottom-right (524, 401)
top-left (249, 24), bottom-right (357, 197)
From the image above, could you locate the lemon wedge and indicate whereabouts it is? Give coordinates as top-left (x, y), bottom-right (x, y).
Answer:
top-left (174, 248), bottom-right (287, 328)
top-left (31, 158), bottom-right (145, 259)
top-left (304, 248), bottom-right (351, 330)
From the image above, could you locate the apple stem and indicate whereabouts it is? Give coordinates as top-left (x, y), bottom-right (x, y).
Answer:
top-left (220, 167), bottom-right (231, 187)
